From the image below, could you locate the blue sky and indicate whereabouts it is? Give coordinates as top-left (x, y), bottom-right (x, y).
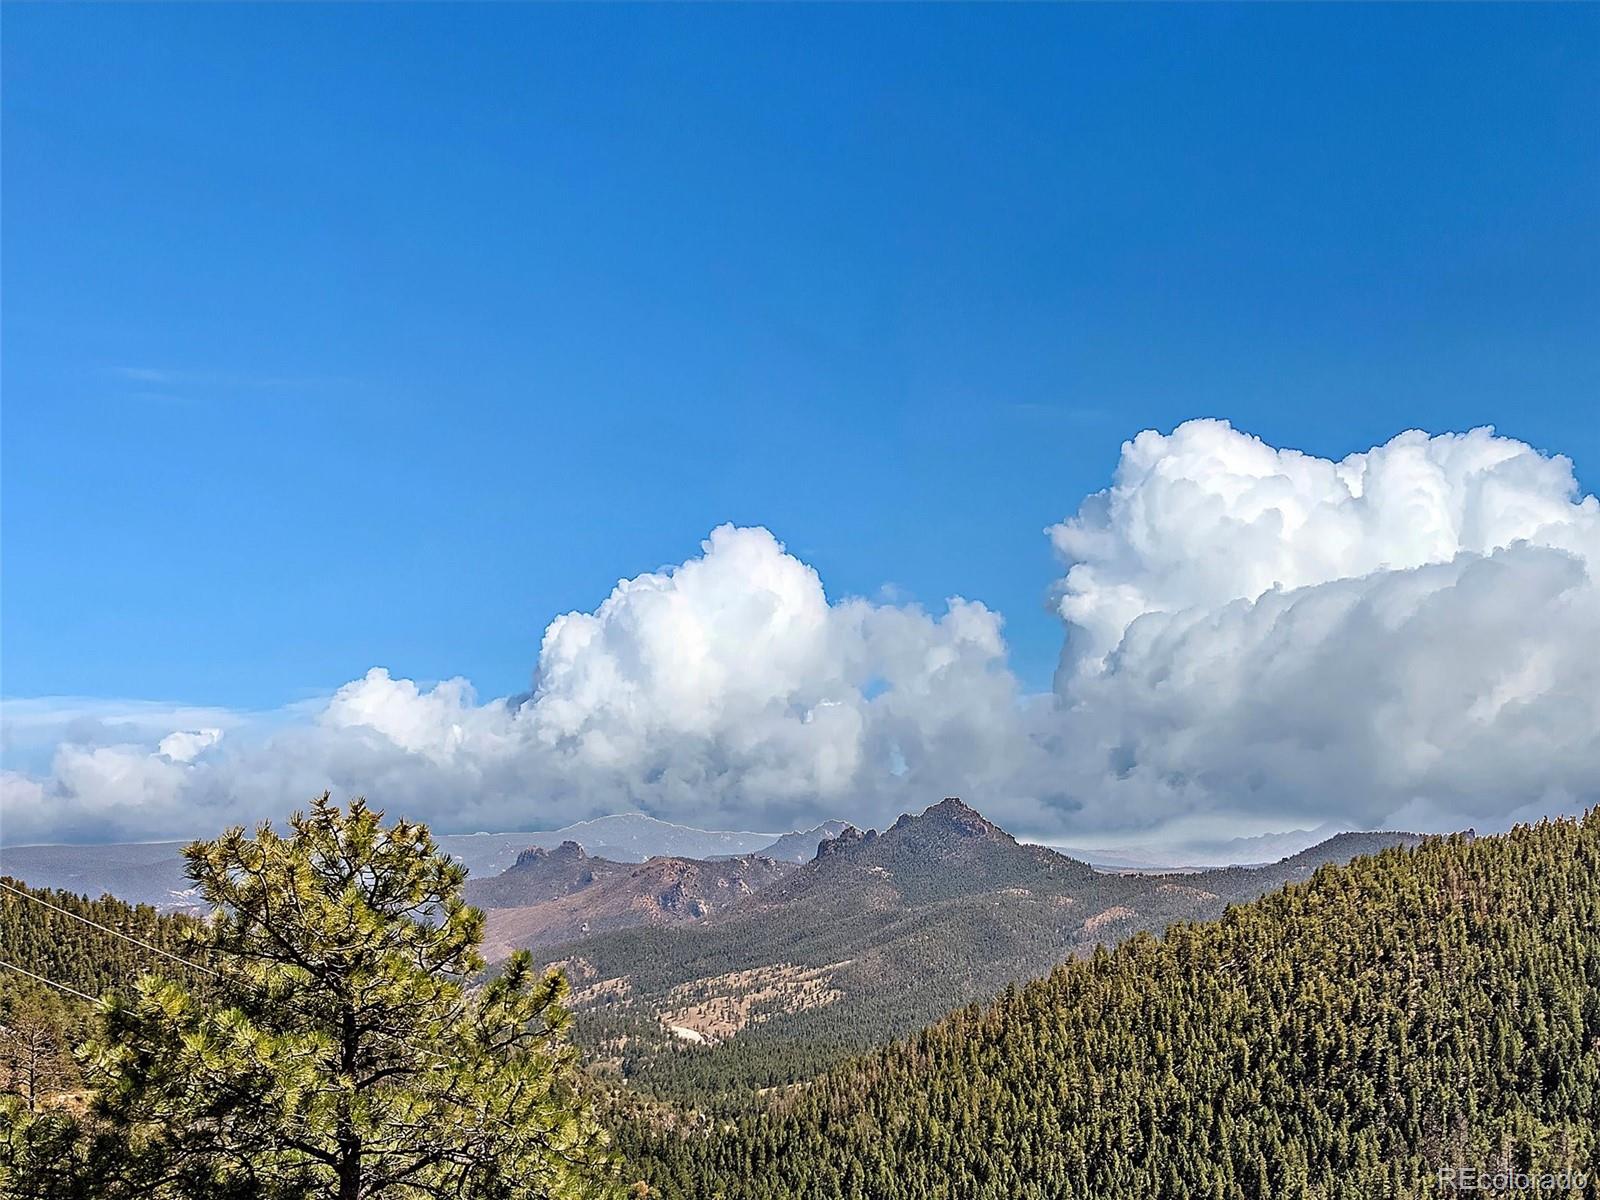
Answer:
top-left (4, 3), bottom-right (1596, 716)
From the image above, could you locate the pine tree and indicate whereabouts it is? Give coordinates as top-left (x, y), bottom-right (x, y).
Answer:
top-left (0, 988), bottom-right (77, 1114)
top-left (6, 794), bottom-right (620, 1200)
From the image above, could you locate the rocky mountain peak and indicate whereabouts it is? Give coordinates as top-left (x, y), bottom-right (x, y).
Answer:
top-left (889, 797), bottom-right (1007, 840)
top-left (511, 839), bottom-right (589, 870)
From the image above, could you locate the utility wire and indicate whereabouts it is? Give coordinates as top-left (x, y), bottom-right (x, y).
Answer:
top-left (0, 878), bottom-right (516, 1074)
top-left (0, 956), bottom-right (571, 1153)
top-left (0, 878), bottom-right (581, 1148)
top-left (0, 957), bottom-right (98, 1002)
top-left (0, 957), bottom-right (364, 1152)
top-left (0, 934), bottom-right (579, 1158)
top-left (1, 880), bottom-right (467, 1069)
top-left (0, 879), bottom-right (221, 977)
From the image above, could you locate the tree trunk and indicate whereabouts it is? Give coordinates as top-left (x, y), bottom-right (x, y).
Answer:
top-left (338, 1003), bottom-right (361, 1200)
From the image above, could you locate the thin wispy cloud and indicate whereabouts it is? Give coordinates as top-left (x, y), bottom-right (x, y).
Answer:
top-left (1004, 402), bottom-right (1109, 425)
top-left (108, 366), bottom-right (184, 385)
top-left (101, 366), bottom-right (358, 393)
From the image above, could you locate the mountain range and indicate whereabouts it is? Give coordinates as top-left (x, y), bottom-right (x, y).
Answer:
top-left (468, 842), bottom-right (797, 959)
top-left (0, 812), bottom-right (798, 911)
top-left (492, 799), bottom-right (1423, 1098)
top-left (4, 805), bottom-right (1583, 1200)
top-left (0, 808), bottom-right (1389, 915)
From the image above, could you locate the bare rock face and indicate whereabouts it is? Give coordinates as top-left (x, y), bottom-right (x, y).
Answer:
top-left (475, 850), bottom-right (797, 959)
top-left (658, 881), bottom-right (708, 918)
top-left (468, 840), bottom-right (620, 909)
top-left (513, 839), bottom-right (590, 870)
top-left (818, 798), bottom-right (1003, 862)
top-left (918, 797), bottom-right (1007, 839)
top-left (816, 826), bottom-right (863, 857)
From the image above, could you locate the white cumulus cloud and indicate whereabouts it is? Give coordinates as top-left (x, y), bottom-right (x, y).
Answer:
top-left (1, 421), bottom-right (1595, 852)
top-left (1050, 421), bottom-right (1597, 675)
top-left (515, 526), bottom-right (1021, 824)
top-left (158, 728), bottom-right (224, 763)
top-left (1038, 420), bottom-right (1599, 838)
top-left (0, 526), bottom-right (1021, 842)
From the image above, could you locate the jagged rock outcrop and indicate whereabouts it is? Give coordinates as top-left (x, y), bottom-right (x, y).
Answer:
top-left (475, 851), bottom-right (797, 959)
top-left (816, 825), bottom-right (875, 857)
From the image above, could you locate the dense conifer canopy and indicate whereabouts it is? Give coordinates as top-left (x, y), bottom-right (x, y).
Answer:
top-left (617, 813), bottom-right (1600, 1198)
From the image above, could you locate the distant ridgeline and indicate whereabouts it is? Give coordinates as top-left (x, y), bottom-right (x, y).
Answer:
top-left (617, 812), bottom-right (1600, 1199)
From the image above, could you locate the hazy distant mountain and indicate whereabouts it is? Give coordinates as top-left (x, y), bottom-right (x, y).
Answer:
top-left (0, 814), bottom-right (785, 909)
top-left (747, 822), bottom-right (851, 863)
top-left (1271, 829), bottom-right (1429, 869)
top-left (433, 832), bottom-right (569, 879)
top-left (1043, 823), bottom-right (1351, 871)
top-left (409, 819), bottom-right (781, 879)
top-left (0, 841), bottom-right (199, 911)
top-left (478, 814), bottom-right (780, 865)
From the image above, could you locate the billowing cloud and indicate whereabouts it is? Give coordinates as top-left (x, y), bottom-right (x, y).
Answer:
top-left (0, 526), bottom-right (1020, 843)
top-left (1050, 422), bottom-right (1598, 676)
top-left (2, 421), bottom-right (1595, 852)
top-left (158, 728), bottom-right (224, 763)
top-left (1046, 543), bottom-right (1598, 837)
top-left (517, 527), bottom-right (1025, 825)
top-left (1039, 421), bottom-right (1599, 839)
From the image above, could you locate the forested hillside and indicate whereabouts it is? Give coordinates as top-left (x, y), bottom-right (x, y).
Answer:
top-left (0, 878), bottom-right (204, 999)
top-left (0, 878), bottom-right (204, 1112)
top-left (617, 812), bottom-right (1600, 1199)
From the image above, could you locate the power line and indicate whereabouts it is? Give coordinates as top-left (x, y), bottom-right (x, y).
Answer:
top-left (0, 879), bottom-right (221, 978)
top-left (0, 879), bottom-right (473, 1068)
top-left (0, 879), bottom-right (580, 1145)
top-left (0, 957), bottom-right (98, 1002)
top-left (0, 956), bottom-right (569, 1151)
top-left (0, 923), bottom-right (582, 1156)
top-left (0, 957), bottom-right (354, 1152)
top-left (0, 879), bottom-right (492, 1072)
